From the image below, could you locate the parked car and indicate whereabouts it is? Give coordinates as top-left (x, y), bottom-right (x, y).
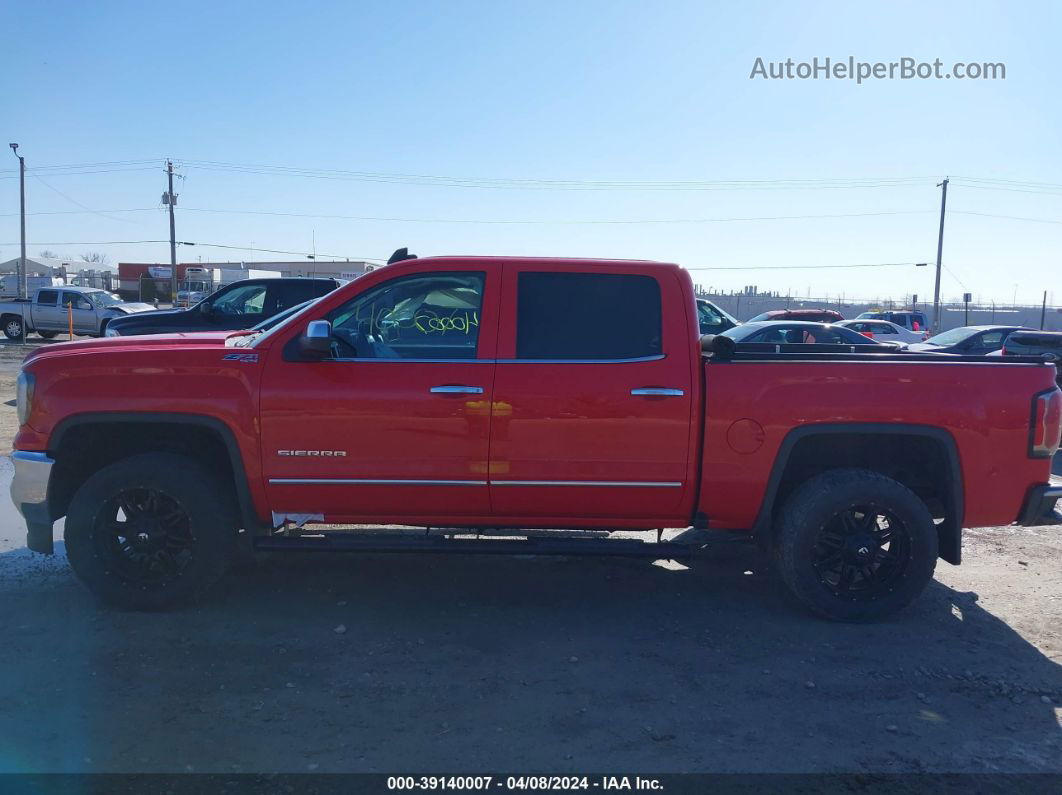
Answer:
top-left (12, 256), bottom-right (1062, 621)
top-left (907, 325), bottom-right (1028, 356)
top-left (104, 277), bottom-right (340, 336)
top-left (697, 298), bottom-right (739, 335)
top-left (746, 308), bottom-right (845, 323)
top-left (837, 318), bottom-right (928, 344)
top-left (721, 321), bottom-right (907, 351)
top-left (989, 330), bottom-right (1062, 385)
top-left (0, 286), bottom-right (156, 340)
top-left (855, 309), bottom-right (929, 334)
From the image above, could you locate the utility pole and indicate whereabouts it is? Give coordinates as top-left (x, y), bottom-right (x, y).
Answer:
top-left (9, 143), bottom-right (27, 300)
top-left (932, 177), bottom-right (949, 331)
top-left (165, 160), bottom-right (178, 305)
top-left (1041, 290), bottom-right (1048, 330)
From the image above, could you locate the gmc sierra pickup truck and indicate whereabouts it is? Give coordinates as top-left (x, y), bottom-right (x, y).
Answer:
top-left (11, 256), bottom-right (1062, 620)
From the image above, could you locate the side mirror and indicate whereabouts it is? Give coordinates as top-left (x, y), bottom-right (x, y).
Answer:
top-left (200, 302), bottom-right (214, 316)
top-left (699, 334), bottom-right (737, 357)
top-left (299, 320), bottom-right (332, 359)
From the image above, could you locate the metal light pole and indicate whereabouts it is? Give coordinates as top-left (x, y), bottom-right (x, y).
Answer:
top-left (9, 144), bottom-right (27, 300)
top-left (932, 177), bottom-right (949, 332)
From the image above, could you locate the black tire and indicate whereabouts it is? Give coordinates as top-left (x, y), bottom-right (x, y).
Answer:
top-left (37, 330), bottom-right (58, 339)
top-left (64, 453), bottom-right (237, 609)
top-left (3, 316), bottom-right (24, 340)
top-left (773, 468), bottom-right (938, 622)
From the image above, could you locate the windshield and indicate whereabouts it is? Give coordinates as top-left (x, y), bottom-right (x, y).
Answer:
top-left (84, 291), bottom-right (122, 308)
top-left (698, 300), bottom-right (739, 327)
top-left (924, 327), bottom-right (977, 346)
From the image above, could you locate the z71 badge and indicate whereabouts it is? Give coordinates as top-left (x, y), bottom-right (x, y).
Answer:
top-left (223, 353), bottom-right (259, 362)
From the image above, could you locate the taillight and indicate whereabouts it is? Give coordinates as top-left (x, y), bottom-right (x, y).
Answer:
top-left (1030, 388), bottom-right (1062, 458)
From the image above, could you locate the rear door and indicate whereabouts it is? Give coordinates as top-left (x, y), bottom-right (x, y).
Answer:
top-left (31, 289), bottom-right (62, 330)
top-left (488, 265), bottom-right (695, 523)
top-left (270, 281), bottom-right (327, 316)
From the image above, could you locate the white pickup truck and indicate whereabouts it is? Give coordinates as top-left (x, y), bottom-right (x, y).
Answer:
top-left (0, 286), bottom-right (156, 340)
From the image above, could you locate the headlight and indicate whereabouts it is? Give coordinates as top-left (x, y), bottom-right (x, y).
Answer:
top-left (16, 371), bottom-right (34, 426)
top-left (105, 326), bottom-right (120, 337)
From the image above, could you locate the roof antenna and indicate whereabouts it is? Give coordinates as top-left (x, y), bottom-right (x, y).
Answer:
top-left (387, 247), bottom-right (417, 265)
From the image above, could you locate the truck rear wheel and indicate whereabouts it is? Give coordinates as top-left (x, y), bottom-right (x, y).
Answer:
top-left (64, 453), bottom-right (236, 610)
top-left (773, 468), bottom-right (937, 622)
top-left (3, 316), bottom-right (23, 340)
top-left (37, 330), bottom-right (58, 339)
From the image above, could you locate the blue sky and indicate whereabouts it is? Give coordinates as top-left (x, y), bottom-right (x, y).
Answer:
top-left (3, 0), bottom-right (1060, 304)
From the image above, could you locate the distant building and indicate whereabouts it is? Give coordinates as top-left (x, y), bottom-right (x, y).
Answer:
top-left (116, 260), bottom-right (378, 300)
top-left (0, 256), bottom-right (116, 296)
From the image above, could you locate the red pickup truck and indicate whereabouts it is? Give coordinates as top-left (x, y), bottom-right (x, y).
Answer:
top-left (11, 256), bottom-right (1062, 620)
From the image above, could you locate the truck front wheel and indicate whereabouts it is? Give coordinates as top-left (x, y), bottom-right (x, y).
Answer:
top-left (64, 453), bottom-right (236, 609)
top-left (773, 468), bottom-right (938, 622)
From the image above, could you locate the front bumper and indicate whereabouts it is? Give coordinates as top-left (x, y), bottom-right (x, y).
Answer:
top-left (10, 451), bottom-right (55, 554)
top-left (1018, 478), bottom-right (1062, 526)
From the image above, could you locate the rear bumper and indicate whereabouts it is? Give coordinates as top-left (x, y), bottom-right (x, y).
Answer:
top-left (1018, 479), bottom-right (1062, 526)
top-left (10, 451), bottom-right (55, 554)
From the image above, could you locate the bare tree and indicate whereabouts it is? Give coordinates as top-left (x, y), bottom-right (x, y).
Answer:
top-left (79, 252), bottom-right (111, 266)
top-left (38, 249), bottom-right (59, 259)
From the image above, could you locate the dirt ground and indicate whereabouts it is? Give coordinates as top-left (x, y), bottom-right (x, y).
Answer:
top-left (0, 338), bottom-right (1059, 774)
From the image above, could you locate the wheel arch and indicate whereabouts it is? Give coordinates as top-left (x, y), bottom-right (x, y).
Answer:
top-left (48, 412), bottom-right (261, 533)
top-left (752, 423), bottom-right (965, 565)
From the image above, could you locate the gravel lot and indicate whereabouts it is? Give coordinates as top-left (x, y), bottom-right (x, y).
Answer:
top-left (0, 339), bottom-right (1059, 774)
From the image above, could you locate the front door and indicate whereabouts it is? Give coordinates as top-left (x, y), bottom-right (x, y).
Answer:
top-left (259, 266), bottom-right (499, 524)
top-left (61, 291), bottom-right (98, 334)
top-left (207, 282), bottom-right (270, 329)
top-left (488, 265), bottom-right (696, 524)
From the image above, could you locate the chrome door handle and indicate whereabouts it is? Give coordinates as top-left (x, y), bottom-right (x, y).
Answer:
top-left (430, 385), bottom-right (484, 394)
top-left (631, 387), bottom-right (685, 397)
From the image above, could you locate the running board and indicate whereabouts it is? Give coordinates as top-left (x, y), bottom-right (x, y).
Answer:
top-left (253, 533), bottom-right (705, 558)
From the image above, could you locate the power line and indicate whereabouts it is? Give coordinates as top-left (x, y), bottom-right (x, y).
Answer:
top-left (4, 158), bottom-right (1062, 195)
top-left (0, 239), bottom-right (382, 261)
top-left (0, 238), bottom-right (920, 268)
top-left (0, 158), bottom-right (160, 175)
top-left (687, 262), bottom-right (929, 271)
top-left (29, 174), bottom-right (143, 225)
top-left (951, 210), bottom-right (1062, 225)
top-left (175, 160), bottom-right (937, 191)
top-left (0, 166), bottom-right (160, 180)
top-left (182, 207), bottom-right (933, 225)
top-left (0, 208), bottom-right (159, 217)
top-left (0, 206), bottom-right (933, 225)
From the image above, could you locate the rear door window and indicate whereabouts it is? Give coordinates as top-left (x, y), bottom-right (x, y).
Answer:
top-left (275, 281), bottom-right (327, 312)
top-left (36, 290), bottom-right (58, 305)
top-left (516, 272), bottom-right (661, 360)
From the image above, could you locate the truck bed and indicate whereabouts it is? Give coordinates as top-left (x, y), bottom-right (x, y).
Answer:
top-left (698, 348), bottom-right (1058, 532)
